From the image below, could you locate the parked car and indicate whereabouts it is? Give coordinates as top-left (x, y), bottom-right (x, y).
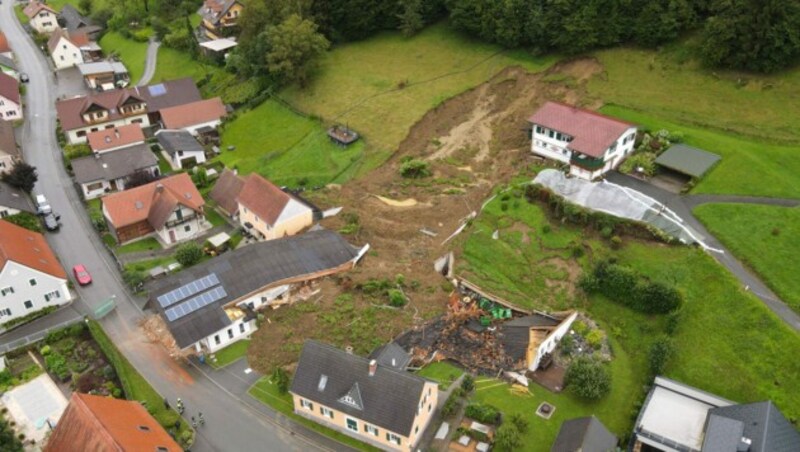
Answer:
top-left (43, 212), bottom-right (61, 231)
top-left (35, 194), bottom-right (52, 215)
top-left (72, 264), bottom-right (92, 286)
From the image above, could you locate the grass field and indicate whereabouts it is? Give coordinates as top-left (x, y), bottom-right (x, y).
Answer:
top-left (694, 204), bottom-right (800, 313)
top-left (117, 237), bottom-right (162, 254)
top-left (589, 44), bottom-right (800, 145)
top-left (209, 340), bottom-right (249, 369)
top-left (151, 46), bottom-right (219, 85)
top-left (456, 193), bottom-right (800, 448)
top-left (218, 100), bottom-right (365, 187)
top-left (99, 32), bottom-right (148, 83)
top-left (417, 362), bottom-right (463, 390)
top-left (281, 22), bottom-right (557, 175)
top-left (599, 105), bottom-right (800, 198)
top-left (249, 378), bottom-right (379, 452)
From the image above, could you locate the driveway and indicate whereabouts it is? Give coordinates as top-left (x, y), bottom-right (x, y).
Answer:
top-left (0, 3), bottom-right (342, 451)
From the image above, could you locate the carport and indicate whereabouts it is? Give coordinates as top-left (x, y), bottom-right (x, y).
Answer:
top-left (652, 144), bottom-right (721, 192)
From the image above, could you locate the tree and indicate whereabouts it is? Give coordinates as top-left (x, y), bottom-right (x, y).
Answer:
top-left (271, 367), bottom-right (290, 394)
top-left (2, 162), bottom-right (38, 193)
top-left (174, 242), bottom-right (203, 267)
top-left (564, 357), bottom-right (611, 400)
top-left (0, 413), bottom-right (23, 452)
top-left (629, 0), bottom-right (695, 48)
top-left (397, 0), bottom-right (424, 37)
top-left (648, 336), bottom-right (675, 376)
top-left (265, 14), bottom-right (330, 86)
top-left (4, 212), bottom-right (42, 232)
top-left (495, 423), bottom-right (522, 451)
top-left (79, 0), bottom-right (93, 15)
top-left (125, 170), bottom-right (159, 189)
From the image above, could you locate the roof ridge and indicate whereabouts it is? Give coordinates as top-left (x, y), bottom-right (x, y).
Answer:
top-left (305, 340), bottom-right (429, 385)
top-left (546, 101), bottom-right (636, 127)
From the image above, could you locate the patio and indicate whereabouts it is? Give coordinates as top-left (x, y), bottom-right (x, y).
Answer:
top-left (0, 373), bottom-right (69, 444)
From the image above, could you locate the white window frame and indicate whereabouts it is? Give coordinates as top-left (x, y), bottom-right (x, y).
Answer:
top-left (364, 423), bottom-right (378, 436)
top-left (300, 399), bottom-right (313, 410)
top-left (386, 432), bottom-right (401, 446)
top-left (2, 286), bottom-right (15, 296)
top-left (320, 406), bottom-right (334, 419)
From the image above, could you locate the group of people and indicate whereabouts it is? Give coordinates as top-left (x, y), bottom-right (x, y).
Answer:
top-left (168, 397), bottom-right (206, 429)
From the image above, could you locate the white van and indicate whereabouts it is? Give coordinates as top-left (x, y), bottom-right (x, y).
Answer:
top-left (35, 194), bottom-right (52, 215)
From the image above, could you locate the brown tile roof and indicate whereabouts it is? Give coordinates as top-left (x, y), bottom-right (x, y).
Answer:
top-left (160, 97), bottom-right (226, 130)
top-left (23, 1), bottom-right (56, 18)
top-left (0, 119), bottom-right (18, 158)
top-left (528, 101), bottom-right (635, 158)
top-left (47, 28), bottom-right (92, 53)
top-left (0, 220), bottom-right (66, 279)
top-left (102, 173), bottom-right (204, 229)
top-left (44, 393), bottom-right (182, 452)
top-left (209, 169), bottom-right (243, 215)
top-left (235, 173), bottom-right (290, 226)
top-left (0, 31), bottom-right (10, 54)
top-left (56, 90), bottom-right (143, 131)
top-left (0, 72), bottom-right (19, 105)
top-left (87, 124), bottom-right (145, 152)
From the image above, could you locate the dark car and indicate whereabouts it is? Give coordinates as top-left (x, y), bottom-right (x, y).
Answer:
top-left (20, 73), bottom-right (29, 83)
top-left (43, 212), bottom-right (61, 231)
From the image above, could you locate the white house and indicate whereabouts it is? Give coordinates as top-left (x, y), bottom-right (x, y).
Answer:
top-left (155, 129), bottom-right (207, 170)
top-left (71, 144), bottom-right (159, 200)
top-left (47, 29), bottom-right (93, 69)
top-left (528, 102), bottom-right (637, 180)
top-left (56, 90), bottom-right (150, 145)
top-left (236, 173), bottom-right (315, 241)
top-left (500, 310), bottom-right (578, 371)
top-left (0, 220), bottom-right (72, 324)
top-left (0, 73), bottom-right (22, 121)
top-left (23, 1), bottom-right (59, 34)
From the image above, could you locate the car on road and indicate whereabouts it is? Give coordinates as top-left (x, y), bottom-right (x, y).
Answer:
top-left (72, 264), bottom-right (92, 286)
top-left (43, 212), bottom-right (61, 231)
top-left (20, 73), bottom-right (29, 83)
top-left (35, 194), bottom-right (52, 215)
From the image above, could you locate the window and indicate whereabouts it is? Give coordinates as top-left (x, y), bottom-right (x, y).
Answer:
top-left (227, 328), bottom-right (233, 339)
top-left (24, 300), bottom-right (33, 309)
top-left (137, 425), bottom-right (151, 431)
top-left (44, 290), bottom-right (60, 302)
top-left (345, 417), bottom-right (358, 432)
top-left (1, 286), bottom-right (14, 296)
top-left (214, 335), bottom-right (220, 345)
top-left (320, 407), bottom-right (334, 419)
top-left (175, 209), bottom-right (183, 220)
top-left (76, 130), bottom-right (87, 137)
top-left (364, 423), bottom-right (378, 436)
top-left (239, 323), bottom-right (246, 334)
top-left (535, 125), bottom-right (543, 134)
top-left (428, 404), bottom-right (432, 413)
top-left (29, 279), bottom-right (37, 286)
top-left (386, 433), bottom-right (401, 446)
top-left (300, 399), bottom-right (313, 410)
top-left (0, 308), bottom-right (11, 317)
top-left (548, 130), bottom-right (555, 138)
top-left (0, 210), bottom-right (7, 218)
top-left (184, 225), bottom-right (191, 232)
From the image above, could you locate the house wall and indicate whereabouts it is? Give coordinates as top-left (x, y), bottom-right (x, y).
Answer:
top-left (238, 198), bottom-right (313, 241)
top-left (0, 205), bottom-right (22, 218)
top-left (66, 114), bottom-right (150, 145)
top-left (0, 261), bottom-right (71, 323)
top-left (193, 317), bottom-right (255, 354)
top-left (0, 154), bottom-right (18, 175)
top-left (154, 205), bottom-right (204, 245)
top-left (171, 149), bottom-right (206, 169)
top-left (80, 166), bottom-right (157, 200)
top-left (183, 119), bottom-right (221, 136)
top-left (531, 124), bottom-right (572, 164)
top-left (0, 95), bottom-right (22, 121)
top-left (528, 311), bottom-right (579, 371)
top-left (30, 12), bottom-right (59, 34)
top-left (51, 38), bottom-right (83, 69)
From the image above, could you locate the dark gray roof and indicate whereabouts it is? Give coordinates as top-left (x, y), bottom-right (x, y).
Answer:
top-left (156, 130), bottom-right (203, 157)
top-left (551, 416), bottom-right (617, 452)
top-left (71, 145), bottom-right (158, 184)
top-left (0, 180), bottom-right (33, 213)
top-left (149, 230), bottom-right (359, 348)
top-left (702, 414), bottom-right (745, 452)
top-left (131, 78), bottom-right (202, 114)
top-left (0, 55), bottom-right (17, 71)
top-left (369, 342), bottom-right (411, 371)
top-left (59, 5), bottom-right (100, 34)
top-left (707, 401), bottom-right (800, 452)
top-left (655, 144), bottom-right (721, 178)
top-left (291, 340), bottom-right (429, 436)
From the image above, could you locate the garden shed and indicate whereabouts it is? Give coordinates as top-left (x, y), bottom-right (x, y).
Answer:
top-left (654, 144), bottom-right (721, 179)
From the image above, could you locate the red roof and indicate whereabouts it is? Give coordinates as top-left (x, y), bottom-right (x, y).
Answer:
top-left (47, 29), bottom-right (92, 53)
top-left (0, 31), bottom-right (11, 54)
top-left (87, 124), bottom-right (145, 152)
top-left (528, 102), bottom-right (635, 158)
top-left (23, 1), bottom-right (56, 18)
top-left (160, 97), bottom-right (226, 130)
top-left (44, 393), bottom-right (182, 452)
top-left (236, 173), bottom-right (290, 226)
top-left (0, 220), bottom-right (66, 279)
top-left (209, 169), bottom-right (244, 215)
top-left (0, 72), bottom-right (20, 105)
top-left (102, 173), bottom-right (204, 229)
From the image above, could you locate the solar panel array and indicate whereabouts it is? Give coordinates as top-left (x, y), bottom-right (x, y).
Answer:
top-left (156, 273), bottom-right (220, 308)
top-left (165, 286), bottom-right (228, 322)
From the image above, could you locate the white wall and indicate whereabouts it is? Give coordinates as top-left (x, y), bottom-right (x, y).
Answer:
top-left (51, 38), bottom-right (84, 69)
top-left (0, 154), bottom-right (17, 175)
top-left (171, 150), bottom-right (206, 169)
top-left (0, 262), bottom-right (71, 324)
top-left (66, 114), bottom-right (150, 144)
top-left (30, 12), bottom-right (59, 34)
top-left (194, 317), bottom-right (255, 354)
top-left (531, 125), bottom-right (572, 164)
top-left (0, 205), bottom-right (22, 218)
top-left (155, 205), bottom-right (204, 244)
top-left (0, 95), bottom-right (22, 121)
top-left (184, 119), bottom-right (221, 136)
top-left (530, 311), bottom-right (578, 371)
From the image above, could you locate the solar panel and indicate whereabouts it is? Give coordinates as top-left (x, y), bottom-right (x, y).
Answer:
top-left (156, 273), bottom-right (220, 308)
top-left (164, 286), bottom-right (227, 322)
top-left (148, 83), bottom-right (167, 96)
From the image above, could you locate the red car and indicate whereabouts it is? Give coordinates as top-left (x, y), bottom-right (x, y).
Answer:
top-left (73, 264), bottom-right (92, 286)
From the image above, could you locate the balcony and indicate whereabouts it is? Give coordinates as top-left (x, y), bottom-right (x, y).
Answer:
top-left (570, 153), bottom-right (605, 170)
top-left (164, 212), bottom-right (199, 229)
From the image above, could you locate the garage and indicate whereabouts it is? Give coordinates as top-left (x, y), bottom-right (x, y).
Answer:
top-left (652, 144), bottom-right (721, 193)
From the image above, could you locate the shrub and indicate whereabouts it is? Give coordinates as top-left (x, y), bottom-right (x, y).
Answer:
top-left (441, 390), bottom-right (460, 417)
top-left (541, 224), bottom-right (551, 233)
top-left (665, 310), bottom-right (683, 335)
top-left (271, 368), bottom-right (289, 394)
top-left (387, 289), bottom-right (407, 307)
top-left (585, 329), bottom-right (605, 349)
top-left (571, 244), bottom-right (585, 258)
top-left (122, 269), bottom-right (145, 291)
top-left (600, 226), bottom-right (613, 238)
top-left (572, 320), bottom-right (589, 336)
top-left (500, 201), bottom-right (509, 211)
top-left (399, 159), bottom-right (431, 178)
top-left (648, 336), bottom-right (674, 376)
top-left (509, 413), bottom-right (529, 434)
top-left (610, 235), bottom-right (623, 249)
top-left (771, 227), bottom-right (780, 236)
top-left (620, 151), bottom-right (657, 176)
top-left (461, 374), bottom-right (475, 393)
top-left (464, 403), bottom-right (500, 424)
top-left (63, 144), bottom-right (92, 161)
top-left (565, 357), bottom-right (611, 400)
top-left (586, 261), bottom-right (682, 314)
top-left (560, 334), bottom-right (575, 355)
top-left (174, 242), bottom-right (203, 267)
top-left (495, 423), bottom-right (522, 451)
top-left (45, 352), bottom-right (70, 380)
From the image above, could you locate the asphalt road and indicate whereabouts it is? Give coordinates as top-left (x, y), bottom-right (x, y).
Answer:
top-left (138, 37), bottom-right (160, 86)
top-left (0, 4), bottom-right (327, 451)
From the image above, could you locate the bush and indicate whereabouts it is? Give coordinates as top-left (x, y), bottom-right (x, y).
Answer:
top-left (461, 374), bottom-right (475, 393)
top-left (387, 289), bottom-right (407, 307)
top-left (565, 357), bottom-right (611, 400)
top-left (610, 235), bottom-right (623, 249)
top-left (464, 403), bottom-right (500, 424)
top-left (572, 320), bottom-right (589, 336)
top-left (541, 224), bottom-right (551, 233)
top-left (585, 329), bottom-right (605, 349)
top-left (665, 310), bottom-right (683, 335)
top-left (648, 336), bottom-right (674, 376)
top-left (271, 368), bottom-right (289, 394)
top-left (174, 242), bottom-right (203, 267)
top-left (44, 352), bottom-right (70, 380)
top-left (4, 212), bottom-right (42, 233)
top-left (560, 334), bottom-right (575, 355)
top-left (620, 152), bottom-right (657, 176)
top-left (122, 269), bottom-right (145, 291)
top-left (399, 159), bottom-right (431, 178)
top-left (586, 261), bottom-right (682, 314)
top-left (495, 423), bottom-right (522, 451)
top-left (441, 390), bottom-right (460, 417)
top-left (63, 144), bottom-right (92, 161)
top-left (509, 413), bottom-right (529, 434)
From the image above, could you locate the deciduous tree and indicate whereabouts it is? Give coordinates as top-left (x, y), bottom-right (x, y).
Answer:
top-left (265, 14), bottom-right (330, 87)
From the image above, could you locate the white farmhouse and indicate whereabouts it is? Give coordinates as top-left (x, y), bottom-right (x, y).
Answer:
top-left (528, 102), bottom-right (637, 180)
top-left (48, 29), bottom-right (95, 70)
top-left (0, 73), bottom-right (22, 121)
top-left (0, 220), bottom-right (72, 324)
top-left (23, 1), bottom-right (59, 34)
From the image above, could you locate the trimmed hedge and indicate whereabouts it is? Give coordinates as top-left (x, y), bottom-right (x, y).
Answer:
top-left (580, 260), bottom-right (682, 314)
top-left (465, 403), bottom-right (500, 424)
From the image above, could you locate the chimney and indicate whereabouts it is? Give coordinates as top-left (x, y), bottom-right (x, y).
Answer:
top-left (368, 359), bottom-right (377, 377)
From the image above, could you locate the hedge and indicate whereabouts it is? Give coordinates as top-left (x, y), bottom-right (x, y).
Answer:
top-left (580, 260), bottom-right (682, 314)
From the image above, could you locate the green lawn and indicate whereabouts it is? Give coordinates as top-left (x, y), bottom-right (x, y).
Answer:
top-left (694, 204), bottom-right (800, 313)
top-left (600, 105), bottom-right (800, 198)
top-left (589, 44), bottom-right (800, 146)
top-left (14, 5), bottom-right (28, 24)
top-left (151, 46), bottom-right (220, 85)
top-left (218, 100), bottom-right (365, 187)
top-left (248, 378), bottom-right (380, 452)
top-left (281, 22), bottom-right (557, 175)
top-left (124, 256), bottom-right (176, 274)
top-left (416, 361), bottom-right (463, 390)
top-left (88, 320), bottom-right (193, 446)
top-left (204, 204), bottom-right (227, 227)
top-left (209, 340), bottom-right (249, 369)
top-left (117, 237), bottom-right (162, 254)
top-left (456, 193), bottom-right (800, 446)
top-left (99, 32), bottom-right (148, 83)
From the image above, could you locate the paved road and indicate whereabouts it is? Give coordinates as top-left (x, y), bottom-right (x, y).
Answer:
top-left (0, 4), bottom-right (346, 451)
top-left (606, 172), bottom-right (800, 332)
top-left (138, 37), bottom-right (160, 86)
